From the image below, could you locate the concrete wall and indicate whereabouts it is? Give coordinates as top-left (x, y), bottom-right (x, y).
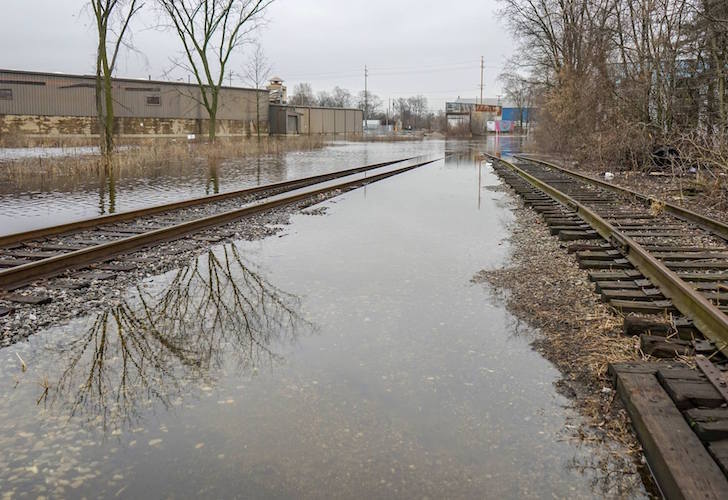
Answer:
top-left (0, 69), bottom-right (268, 139)
top-left (0, 114), bottom-right (259, 139)
top-left (269, 104), bottom-right (363, 135)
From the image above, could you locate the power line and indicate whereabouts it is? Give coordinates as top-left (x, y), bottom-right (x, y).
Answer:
top-left (285, 61), bottom-right (502, 80)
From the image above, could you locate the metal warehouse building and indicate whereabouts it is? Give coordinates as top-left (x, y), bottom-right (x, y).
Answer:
top-left (269, 104), bottom-right (363, 135)
top-left (0, 69), bottom-right (365, 140)
top-left (0, 69), bottom-right (267, 139)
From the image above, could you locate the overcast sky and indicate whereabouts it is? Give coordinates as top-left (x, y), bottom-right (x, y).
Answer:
top-left (0, 0), bottom-right (513, 111)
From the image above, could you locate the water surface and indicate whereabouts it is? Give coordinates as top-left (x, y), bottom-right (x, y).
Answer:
top-left (0, 140), bottom-right (445, 235)
top-left (0, 139), bottom-right (644, 498)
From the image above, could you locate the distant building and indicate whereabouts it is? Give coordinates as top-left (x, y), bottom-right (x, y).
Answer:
top-left (269, 104), bottom-right (362, 135)
top-left (445, 97), bottom-right (532, 135)
top-left (266, 76), bottom-right (287, 104)
top-left (0, 69), bottom-right (364, 140)
top-left (0, 68), bottom-right (267, 139)
top-left (363, 119), bottom-right (393, 135)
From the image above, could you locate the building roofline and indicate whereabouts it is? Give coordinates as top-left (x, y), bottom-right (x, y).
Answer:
top-left (270, 103), bottom-right (363, 112)
top-left (0, 67), bottom-right (265, 93)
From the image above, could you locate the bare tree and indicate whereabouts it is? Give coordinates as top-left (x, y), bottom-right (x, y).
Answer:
top-left (316, 90), bottom-right (334, 107)
top-left (91, 0), bottom-right (143, 158)
top-left (330, 86), bottom-right (352, 108)
top-left (157, 0), bottom-right (273, 142)
top-left (356, 90), bottom-right (382, 116)
top-left (498, 0), bottom-right (728, 172)
top-left (244, 42), bottom-right (271, 141)
top-left (498, 71), bottom-right (533, 129)
top-left (407, 95), bottom-right (428, 129)
top-left (289, 82), bottom-right (315, 105)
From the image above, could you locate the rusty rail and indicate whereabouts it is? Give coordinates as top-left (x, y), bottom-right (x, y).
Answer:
top-left (0, 156), bottom-right (417, 247)
top-left (0, 157), bottom-right (440, 290)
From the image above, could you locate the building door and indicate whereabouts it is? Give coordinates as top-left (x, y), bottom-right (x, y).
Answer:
top-left (287, 115), bottom-right (298, 134)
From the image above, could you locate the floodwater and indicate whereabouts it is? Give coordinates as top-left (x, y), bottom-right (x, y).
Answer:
top-left (0, 138), bottom-right (646, 498)
top-left (0, 140), bottom-right (447, 236)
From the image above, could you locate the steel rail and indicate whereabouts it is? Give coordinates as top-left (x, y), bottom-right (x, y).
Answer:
top-left (0, 157), bottom-right (441, 290)
top-left (485, 153), bottom-right (728, 352)
top-left (514, 154), bottom-right (728, 241)
top-left (0, 156), bottom-right (417, 247)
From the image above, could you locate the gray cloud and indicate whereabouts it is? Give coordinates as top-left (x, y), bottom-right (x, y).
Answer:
top-left (0, 0), bottom-right (513, 110)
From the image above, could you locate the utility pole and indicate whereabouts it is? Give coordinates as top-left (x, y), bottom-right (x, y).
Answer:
top-left (364, 64), bottom-right (368, 130)
top-left (479, 56), bottom-right (484, 105)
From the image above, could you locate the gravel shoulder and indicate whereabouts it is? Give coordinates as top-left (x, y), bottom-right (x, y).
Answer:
top-left (473, 183), bottom-right (658, 497)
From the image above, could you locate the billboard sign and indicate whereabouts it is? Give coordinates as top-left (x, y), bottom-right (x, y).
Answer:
top-left (475, 104), bottom-right (501, 113)
top-left (445, 102), bottom-right (471, 114)
top-left (446, 102), bottom-right (502, 114)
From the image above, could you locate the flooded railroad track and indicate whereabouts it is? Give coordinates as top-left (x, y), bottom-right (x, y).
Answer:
top-left (487, 153), bottom-right (728, 499)
top-left (0, 156), bottom-right (437, 293)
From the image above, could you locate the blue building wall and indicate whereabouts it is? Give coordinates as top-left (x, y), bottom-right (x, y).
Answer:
top-left (501, 107), bottom-right (530, 123)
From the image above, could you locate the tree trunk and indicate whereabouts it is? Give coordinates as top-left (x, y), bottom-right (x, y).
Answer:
top-left (256, 93), bottom-right (261, 142)
top-left (103, 68), bottom-right (114, 155)
top-left (95, 19), bottom-right (114, 159)
top-left (95, 54), bottom-right (105, 155)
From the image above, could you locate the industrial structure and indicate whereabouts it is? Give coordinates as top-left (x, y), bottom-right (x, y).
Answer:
top-left (445, 97), bottom-right (532, 135)
top-left (269, 104), bottom-right (363, 135)
top-left (0, 69), bottom-right (362, 140)
top-left (266, 76), bottom-right (287, 105)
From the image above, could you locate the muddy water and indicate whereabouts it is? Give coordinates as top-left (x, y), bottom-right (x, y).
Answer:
top-left (0, 140), bottom-right (449, 235)
top-left (0, 141), bottom-right (646, 498)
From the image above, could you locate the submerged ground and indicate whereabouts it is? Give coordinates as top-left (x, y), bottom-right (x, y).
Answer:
top-left (0, 139), bottom-right (647, 498)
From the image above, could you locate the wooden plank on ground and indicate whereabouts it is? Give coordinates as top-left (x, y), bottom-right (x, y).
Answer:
top-left (602, 288), bottom-right (663, 300)
top-left (685, 408), bottom-right (728, 441)
top-left (615, 370), bottom-right (728, 499)
top-left (622, 316), bottom-right (697, 339)
top-left (579, 259), bottom-right (631, 270)
top-left (558, 230), bottom-right (601, 241)
top-left (607, 362), bottom-right (660, 382)
top-left (678, 272), bottom-right (728, 282)
top-left (640, 334), bottom-right (693, 358)
top-left (658, 368), bottom-right (724, 409)
top-left (708, 441), bottom-right (728, 476)
top-left (609, 299), bottom-right (674, 314)
top-left (588, 270), bottom-right (642, 281)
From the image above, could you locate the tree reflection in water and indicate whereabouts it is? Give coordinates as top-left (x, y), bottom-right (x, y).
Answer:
top-left (40, 244), bottom-right (311, 429)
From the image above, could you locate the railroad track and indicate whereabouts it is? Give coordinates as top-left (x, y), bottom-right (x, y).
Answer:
top-left (486, 154), bottom-right (728, 498)
top-left (0, 155), bottom-right (439, 293)
top-left (484, 153), bottom-right (728, 356)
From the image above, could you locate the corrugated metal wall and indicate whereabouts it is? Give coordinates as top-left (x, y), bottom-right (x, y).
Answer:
top-left (310, 108), bottom-right (324, 133)
top-left (0, 69), bottom-right (267, 122)
top-left (269, 104), bottom-right (362, 135)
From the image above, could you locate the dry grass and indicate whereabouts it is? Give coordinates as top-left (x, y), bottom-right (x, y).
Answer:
top-left (0, 135), bottom-right (326, 178)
